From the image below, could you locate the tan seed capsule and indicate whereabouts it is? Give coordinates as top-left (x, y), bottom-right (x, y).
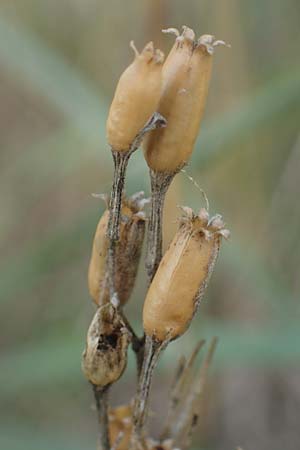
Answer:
top-left (144, 27), bottom-right (227, 173)
top-left (109, 404), bottom-right (133, 450)
top-left (82, 305), bottom-right (130, 387)
top-left (88, 193), bottom-right (146, 306)
top-left (106, 42), bottom-right (164, 152)
top-left (143, 207), bottom-right (229, 341)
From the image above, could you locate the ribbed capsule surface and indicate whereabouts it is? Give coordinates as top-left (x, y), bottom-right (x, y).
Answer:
top-left (88, 194), bottom-right (146, 306)
top-left (82, 305), bottom-right (130, 387)
top-left (107, 42), bottom-right (164, 152)
top-left (144, 27), bottom-right (227, 173)
top-left (143, 208), bottom-right (229, 341)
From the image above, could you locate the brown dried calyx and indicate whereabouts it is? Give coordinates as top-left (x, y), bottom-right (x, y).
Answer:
top-left (107, 41), bottom-right (164, 152)
top-left (88, 192), bottom-right (147, 306)
top-left (143, 207), bottom-right (230, 342)
top-left (144, 26), bottom-right (229, 174)
top-left (82, 305), bottom-right (130, 387)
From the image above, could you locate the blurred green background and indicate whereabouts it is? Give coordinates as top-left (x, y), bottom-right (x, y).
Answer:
top-left (1, 1), bottom-right (300, 450)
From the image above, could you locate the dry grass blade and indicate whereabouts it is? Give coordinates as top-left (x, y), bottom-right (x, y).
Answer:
top-left (172, 337), bottom-right (218, 449)
top-left (160, 340), bottom-right (206, 440)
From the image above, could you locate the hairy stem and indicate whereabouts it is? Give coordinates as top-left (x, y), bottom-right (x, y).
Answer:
top-left (92, 384), bottom-right (110, 450)
top-left (146, 170), bottom-right (175, 283)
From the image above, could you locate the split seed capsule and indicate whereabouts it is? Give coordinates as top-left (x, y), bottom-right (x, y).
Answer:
top-left (82, 305), bottom-right (130, 387)
top-left (144, 27), bottom-right (228, 173)
top-left (107, 42), bottom-right (164, 152)
top-left (88, 193), bottom-right (146, 306)
top-left (143, 207), bottom-right (229, 341)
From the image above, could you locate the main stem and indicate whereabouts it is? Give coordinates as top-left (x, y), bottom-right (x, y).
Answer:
top-left (146, 170), bottom-right (175, 283)
top-left (92, 385), bottom-right (110, 450)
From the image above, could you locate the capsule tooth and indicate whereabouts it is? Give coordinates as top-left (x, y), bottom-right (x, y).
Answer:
top-left (162, 27), bottom-right (180, 37)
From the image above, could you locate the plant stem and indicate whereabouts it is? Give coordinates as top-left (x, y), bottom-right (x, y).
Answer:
top-left (146, 169), bottom-right (175, 283)
top-left (120, 310), bottom-right (145, 376)
top-left (132, 336), bottom-right (169, 445)
top-left (92, 384), bottom-right (110, 450)
top-left (107, 113), bottom-right (167, 302)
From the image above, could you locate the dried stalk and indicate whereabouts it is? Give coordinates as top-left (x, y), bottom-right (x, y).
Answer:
top-left (160, 340), bottom-right (205, 441)
top-left (172, 337), bottom-right (218, 449)
top-left (107, 113), bottom-right (166, 245)
top-left (132, 335), bottom-right (169, 446)
top-left (107, 113), bottom-right (166, 374)
top-left (146, 169), bottom-right (175, 283)
top-left (120, 310), bottom-right (145, 375)
top-left (107, 113), bottom-right (166, 301)
top-left (92, 384), bottom-right (110, 450)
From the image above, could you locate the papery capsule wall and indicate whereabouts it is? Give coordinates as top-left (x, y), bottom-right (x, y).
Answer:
top-left (107, 42), bottom-right (164, 152)
top-left (144, 28), bottom-right (227, 173)
top-left (143, 208), bottom-right (229, 341)
top-left (88, 195), bottom-right (146, 306)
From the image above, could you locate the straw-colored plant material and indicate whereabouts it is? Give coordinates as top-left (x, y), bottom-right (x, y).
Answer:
top-left (143, 207), bottom-right (229, 341)
top-left (107, 41), bottom-right (164, 152)
top-left (88, 193), bottom-right (147, 306)
top-left (144, 26), bottom-right (228, 173)
top-left (82, 305), bottom-right (130, 387)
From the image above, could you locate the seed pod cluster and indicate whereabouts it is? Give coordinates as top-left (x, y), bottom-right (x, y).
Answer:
top-left (82, 305), bottom-right (130, 387)
top-left (143, 207), bottom-right (230, 342)
top-left (107, 42), bottom-right (164, 152)
top-left (144, 27), bottom-right (227, 173)
top-left (109, 404), bottom-right (133, 450)
top-left (88, 192), bottom-right (147, 306)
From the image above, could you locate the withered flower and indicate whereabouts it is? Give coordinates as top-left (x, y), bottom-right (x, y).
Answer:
top-left (82, 305), bottom-right (130, 387)
top-left (143, 207), bottom-right (229, 342)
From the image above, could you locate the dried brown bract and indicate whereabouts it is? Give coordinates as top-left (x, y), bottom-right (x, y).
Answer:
top-left (82, 305), bottom-right (130, 387)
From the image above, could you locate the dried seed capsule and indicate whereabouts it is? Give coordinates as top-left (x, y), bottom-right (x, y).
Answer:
top-left (82, 305), bottom-right (130, 387)
top-left (143, 207), bottom-right (229, 341)
top-left (144, 27), bottom-right (228, 173)
top-left (88, 193), bottom-right (147, 306)
top-left (107, 41), bottom-right (164, 152)
top-left (109, 404), bottom-right (133, 450)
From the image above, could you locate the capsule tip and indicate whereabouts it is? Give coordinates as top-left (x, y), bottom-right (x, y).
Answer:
top-left (197, 34), bottom-right (230, 54)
